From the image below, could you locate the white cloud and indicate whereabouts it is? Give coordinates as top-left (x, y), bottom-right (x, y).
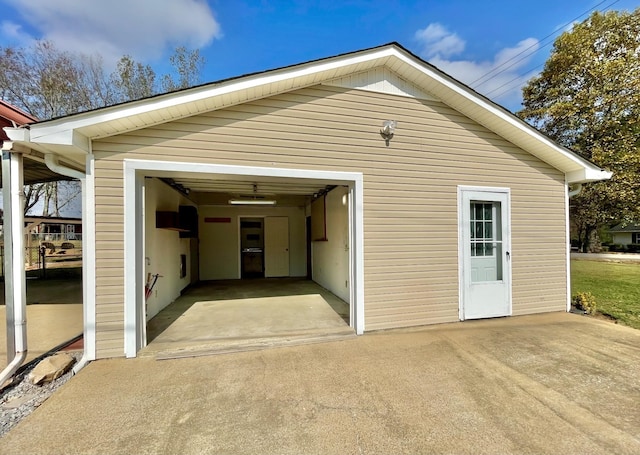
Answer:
top-left (493, 38), bottom-right (539, 69)
top-left (415, 23), bottom-right (540, 110)
top-left (1, 0), bottom-right (221, 66)
top-left (415, 23), bottom-right (465, 58)
top-left (1, 20), bottom-right (32, 43)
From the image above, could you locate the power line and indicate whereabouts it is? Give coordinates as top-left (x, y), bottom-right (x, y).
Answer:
top-left (471, 0), bottom-right (619, 88)
top-left (478, 0), bottom-right (625, 105)
top-left (485, 62), bottom-right (545, 100)
top-left (470, 0), bottom-right (621, 89)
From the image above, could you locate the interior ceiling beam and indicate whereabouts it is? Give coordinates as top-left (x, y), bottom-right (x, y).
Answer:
top-left (169, 178), bottom-right (334, 196)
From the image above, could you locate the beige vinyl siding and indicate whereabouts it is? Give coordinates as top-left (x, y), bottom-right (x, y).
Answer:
top-left (92, 84), bottom-right (566, 357)
top-left (94, 159), bottom-right (126, 358)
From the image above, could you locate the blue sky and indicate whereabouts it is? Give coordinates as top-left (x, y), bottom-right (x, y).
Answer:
top-left (1, 0), bottom-right (638, 113)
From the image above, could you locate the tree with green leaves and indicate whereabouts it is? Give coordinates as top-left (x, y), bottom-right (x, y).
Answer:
top-left (518, 9), bottom-right (640, 252)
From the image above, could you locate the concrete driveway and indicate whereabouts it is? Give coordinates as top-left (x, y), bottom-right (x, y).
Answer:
top-left (0, 304), bottom-right (83, 363)
top-left (1, 312), bottom-right (639, 454)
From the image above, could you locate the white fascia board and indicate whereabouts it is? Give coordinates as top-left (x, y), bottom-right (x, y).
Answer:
top-left (5, 43), bottom-right (612, 185)
top-left (566, 167), bottom-right (613, 184)
top-left (5, 124), bottom-right (90, 154)
top-left (389, 49), bottom-right (608, 178)
top-left (29, 47), bottom-right (395, 141)
top-left (32, 129), bottom-right (90, 152)
top-left (3, 127), bottom-right (29, 143)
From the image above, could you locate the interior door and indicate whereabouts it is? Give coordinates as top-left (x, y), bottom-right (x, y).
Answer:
top-left (460, 189), bottom-right (511, 320)
top-left (265, 216), bottom-right (289, 277)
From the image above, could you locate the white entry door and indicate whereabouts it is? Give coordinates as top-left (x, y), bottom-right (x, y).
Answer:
top-left (459, 188), bottom-right (511, 320)
top-left (265, 216), bottom-right (289, 277)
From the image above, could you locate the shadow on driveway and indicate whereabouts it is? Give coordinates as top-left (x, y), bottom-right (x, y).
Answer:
top-left (2, 312), bottom-right (640, 454)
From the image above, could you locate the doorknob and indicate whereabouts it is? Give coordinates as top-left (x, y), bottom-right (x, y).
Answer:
top-left (506, 251), bottom-right (511, 260)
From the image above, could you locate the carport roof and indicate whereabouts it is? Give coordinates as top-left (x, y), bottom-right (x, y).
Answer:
top-left (2, 158), bottom-right (70, 186)
top-left (1, 100), bottom-right (70, 185)
top-left (4, 42), bottom-right (611, 184)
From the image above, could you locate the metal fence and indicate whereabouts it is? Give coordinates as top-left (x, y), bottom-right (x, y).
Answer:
top-left (28, 233), bottom-right (83, 243)
top-left (0, 243), bottom-right (83, 278)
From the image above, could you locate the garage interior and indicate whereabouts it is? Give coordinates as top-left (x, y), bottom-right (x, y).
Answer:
top-left (139, 172), bottom-right (356, 357)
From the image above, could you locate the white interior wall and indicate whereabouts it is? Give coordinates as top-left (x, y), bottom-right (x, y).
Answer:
top-left (144, 178), bottom-right (194, 320)
top-left (199, 205), bottom-right (306, 280)
top-left (312, 187), bottom-right (350, 302)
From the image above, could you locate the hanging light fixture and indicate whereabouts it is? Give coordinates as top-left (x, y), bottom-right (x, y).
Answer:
top-left (228, 199), bottom-right (276, 205)
top-left (228, 184), bottom-right (277, 205)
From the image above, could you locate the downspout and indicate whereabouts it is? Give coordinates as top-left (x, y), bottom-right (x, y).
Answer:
top-left (0, 146), bottom-right (27, 387)
top-left (44, 154), bottom-right (92, 374)
top-left (568, 183), bottom-right (582, 198)
top-left (565, 182), bottom-right (583, 313)
top-left (0, 351), bottom-right (27, 387)
top-left (44, 154), bottom-right (85, 180)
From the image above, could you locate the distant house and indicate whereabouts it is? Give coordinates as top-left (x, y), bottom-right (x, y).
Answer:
top-left (0, 215), bottom-right (82, 240)
top-left (609, 223), bottom-right (640, 246)
top-left (24, 216), bottom-right (83, 240)
top-left (0, 216), bottom-right (83, 268)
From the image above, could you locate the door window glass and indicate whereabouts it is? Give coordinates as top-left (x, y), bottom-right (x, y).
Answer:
top-left (470, 201), bottom-right (503, 282)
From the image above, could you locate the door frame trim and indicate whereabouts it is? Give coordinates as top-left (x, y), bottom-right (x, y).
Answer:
top-left (238, 215), bottom-right (266, 279)
top-left (124, 159), bottom-right (364, 357)
top-left (457, 185), bottom-right (512, 321)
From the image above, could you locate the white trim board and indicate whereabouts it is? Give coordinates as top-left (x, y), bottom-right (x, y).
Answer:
top-left (81, 155), bottom-right (97, 361)
top-left (564, 180), bottom-right (572, 312)
top-left (457, 185), bottom-right (513, 321)
top-left (123, 159), bottom-right (365, 358)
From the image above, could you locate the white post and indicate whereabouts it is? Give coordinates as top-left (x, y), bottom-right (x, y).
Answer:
top-left (72, 159), bottom-right (96, 373)
top-left (81, 154), bottom-right (96, 361)
top-left (352, 176), bottom-right (365, 335)
top-left (565, 181), bottom-right (572, 312)
top-left (123, 165), bottom-right (139, 357)
top-left (2, 148), bottom-right (27, 364)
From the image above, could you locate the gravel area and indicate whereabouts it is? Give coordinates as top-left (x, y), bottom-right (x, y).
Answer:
top-left (0, 351), bottom-right (82, 438)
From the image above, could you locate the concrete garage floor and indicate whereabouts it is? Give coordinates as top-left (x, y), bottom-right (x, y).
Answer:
top-left (143, 278), bottom-right (354, 359)
top-left (2, 312), bottom-right (640, 454)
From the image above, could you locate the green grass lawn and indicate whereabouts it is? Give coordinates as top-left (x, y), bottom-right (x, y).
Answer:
top-left (571, 259), bottom-right (640, 330)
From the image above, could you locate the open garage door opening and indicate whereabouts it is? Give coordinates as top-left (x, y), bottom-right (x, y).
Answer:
top-left (123, 160), bottom-right (364, 358)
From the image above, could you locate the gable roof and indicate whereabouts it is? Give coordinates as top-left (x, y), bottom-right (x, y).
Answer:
top-left (609, 223), bottom-right (640, 233)
top-left (4, 42), bottom-right (611, 184)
